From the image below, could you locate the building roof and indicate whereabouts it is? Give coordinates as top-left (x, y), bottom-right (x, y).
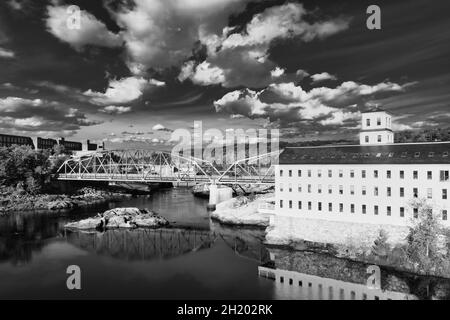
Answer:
top-left (279, 142), bottom-right (450, 165)
top-left (361, 106), bottom-right (392, 115)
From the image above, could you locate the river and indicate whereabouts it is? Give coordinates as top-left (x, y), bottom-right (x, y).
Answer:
top-left (1, 188), bottom-right (449, 300)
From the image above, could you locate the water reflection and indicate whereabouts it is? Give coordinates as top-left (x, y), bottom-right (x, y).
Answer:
top-left (259, 248), bottom-right (450, 300)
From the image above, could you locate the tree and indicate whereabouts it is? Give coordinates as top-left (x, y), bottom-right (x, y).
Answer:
top-left (406, 198), bottom-right (444, 272)
top-left (372, 229), bottom-right (390, 258)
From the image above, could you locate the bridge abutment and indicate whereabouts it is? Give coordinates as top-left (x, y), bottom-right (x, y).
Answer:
top-left (207, 184), bottom-right (233, 210)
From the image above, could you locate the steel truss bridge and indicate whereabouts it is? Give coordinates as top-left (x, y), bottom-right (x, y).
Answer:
top-left (57, 149), bottom-right (281, 185)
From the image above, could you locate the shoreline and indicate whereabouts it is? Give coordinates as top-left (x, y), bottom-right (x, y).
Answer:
top-left (0, 188), bottom-right (132, 216)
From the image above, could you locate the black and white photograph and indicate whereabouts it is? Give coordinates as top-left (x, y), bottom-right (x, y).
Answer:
top-left (1, 0), bottom-right (450, 308)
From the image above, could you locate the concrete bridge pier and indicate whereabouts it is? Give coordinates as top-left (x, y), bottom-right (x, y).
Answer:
top-left (207, 184), bottom-right (233, 210)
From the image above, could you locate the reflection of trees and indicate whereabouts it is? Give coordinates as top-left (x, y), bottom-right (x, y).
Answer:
top-left (0, 212), bottom-right (65, 264)
top-left (65, 225), bottom-right (271, 264)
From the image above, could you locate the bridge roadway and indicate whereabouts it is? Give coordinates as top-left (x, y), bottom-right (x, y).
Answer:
top-left (57, 172), bottom-right (274, 185)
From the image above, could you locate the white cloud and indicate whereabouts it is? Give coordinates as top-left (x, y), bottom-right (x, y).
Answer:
top-left (0, 47), bottom-right (15, 59)
top-left (84, 77), bottom-right (152, 105)
top-left (46, 4), bottom-right (122, 50)
top-left (152, 123), bottom-right (172, 132)
top-left (100, 106), bottom-right (132, 115)
top-left (311, 72), bottom-right (337, 83)
top-left (270, 67), bottom-right (285, 78)
top-left (214, 80), bottom-right (407, 129)
top-left (188, 3), bottom-right (350, 88)
top-left (178, 61), bottom-right (225, 85)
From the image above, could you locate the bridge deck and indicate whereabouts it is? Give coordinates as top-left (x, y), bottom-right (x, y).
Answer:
top-left (57, 173), bottom-right (274, 184)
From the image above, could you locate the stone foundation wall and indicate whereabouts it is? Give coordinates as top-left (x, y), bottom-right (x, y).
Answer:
top-left (265, 215), bottom-right (410, 248)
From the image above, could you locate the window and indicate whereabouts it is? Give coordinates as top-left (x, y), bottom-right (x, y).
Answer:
top-left (318, 185), bottom-right (322, 194)
top-left (413, 208), bottom-right (419, 219)
top-left (280, 184), bottom-right (284, 192)
top-left (387, 187), bottom-right (392, 197)
top-left (280, 170), bottom-right (283, 177)
top-left (339, 170), bottom-right (343, 178)
top-left (428, 171), bottom-right (433, 180)
top-left (298, 170), bottom-right (302, 177)
top-left (413, 171), bottom-right (418, 179)
top-left (366, 118), bottom-right (371, 127)
top-left (308, 202), bottom-right (312, 210)
top-left (350, 170), bottom-right (355, 178)
top-left (339, 185), bottom-right (343, 195)
top-left (400, 171), bottom-right (405, 179)
top-left (289, 200), bottom-right (292, 209)
top-left (387, 170), bottom-right (391, 179)
top-left (427, 188), bottom-right (433, 199)
top-left (350, 185), bottom-right (355, 195)
top-left (308, 184), bottom-right (311, 193)
top-left (362, 186), bottom-right (367, 195)
top-left (400, 187), bottom-right (405, 197)
top-left (298, 185), bottom-right (302, 192)
top-left (413, 188), bottom-right (418, 198)
top-left (339, 203), bottom-right (343, 213)
top-left (443, 210), bottom-right (448, 221)
top-left (308, 170), bottom-right (312, 177)
top-left (443, 189), bottom-right (448, 200)
top-left (328, 185), bottom-right (332, 194)
top-left (362, 205), bottom-right (367, 214)
top-left (288, 184), bottom-right (292, 192)
top-left (298, 201), bottom-right (302, 210)
top-left (374, 205), bottom-right (379, 215)
top-left (288, 170), bottom-right (292, 177)
top-left (374, 187), bottom-right (379, 196)
top-left (400, 207), bottom-right (405, 217)
top-left (377, 117), bottom-right (381, 126)
top-left (328, 203), bottom-right (332, 212)
top-left (328, 170), bottom-right (332, 178)
top-left (318, 170), bottom-right (322, 178)
top-left (387, 206), bottom-right (391, 216)
top-left (280, 200), bottom-right (283, 208)
top-left (318, 202), bottom-right (322, 211)
top-left (440, 170), bottom-right (449, 181)
top-left (351, 204), bottom-right (355, 213)
top-left (377, 135), bottom-right (382, 143)
top-left (362, 170), bottom-right (366, 178)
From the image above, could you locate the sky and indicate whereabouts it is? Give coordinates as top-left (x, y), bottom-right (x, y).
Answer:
top-left (0, 0), bottom-right (449, 148)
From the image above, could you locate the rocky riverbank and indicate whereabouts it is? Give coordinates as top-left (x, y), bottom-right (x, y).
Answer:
top-left (65, 207), bottom-right (169, 230)
top-left (0, 187), bottom-right (131, 215)
top-left (210, 193), bottom-right (274, 227)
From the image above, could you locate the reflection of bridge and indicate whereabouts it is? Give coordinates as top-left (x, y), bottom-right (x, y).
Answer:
top-left (57, 150), bottom-right (280, 185)
top-left (65, 227), bottom-right (270, 263)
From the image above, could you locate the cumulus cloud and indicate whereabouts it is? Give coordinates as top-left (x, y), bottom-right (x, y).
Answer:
top-left (311, 72), bottom-right (337, 83)
top-left (0, 97), bottom-right (100, 132)
top-left (179, 3), bottom-right (350, 88)
top-left (178, 61), bottom-right (225, 85)
top-left (0, 47), bottom-right (15, 58)
top-left (84, 76), bottom-right (160, 105)
top-left (107, 0), bottom-right (252, 74)
top-left (214, 80), bottom-right (407, 130)
top-left (46, 4), bottom-right (122, 50)
top-left (100, 106), bottom-right (132, 115)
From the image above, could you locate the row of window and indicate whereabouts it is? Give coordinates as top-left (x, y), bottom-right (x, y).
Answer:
top-left (365, 117), bottom-right (389, 127)
top-left (279, 200), bottom-right (448, 220)
top-left (279, 169), bottom-right (450, 181)
top-left (279, 184), bottom-right (448, 200)
top-left (279, 275), bottom-right (380, 300)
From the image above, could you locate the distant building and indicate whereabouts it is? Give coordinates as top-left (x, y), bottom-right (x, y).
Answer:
top-left (274, 109), bottom-right (450, 227)
top-left (0, 133), bottom-right (34, 149)
top-left (58, 137), bottom-right (82, 151)
top-left (36, 137), bottom-right (58, 150)
top-left (86, 140), bottom-right (98, 151)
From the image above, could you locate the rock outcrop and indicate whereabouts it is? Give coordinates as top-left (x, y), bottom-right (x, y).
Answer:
top-left (65, 207), bottom-right (169, 230)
